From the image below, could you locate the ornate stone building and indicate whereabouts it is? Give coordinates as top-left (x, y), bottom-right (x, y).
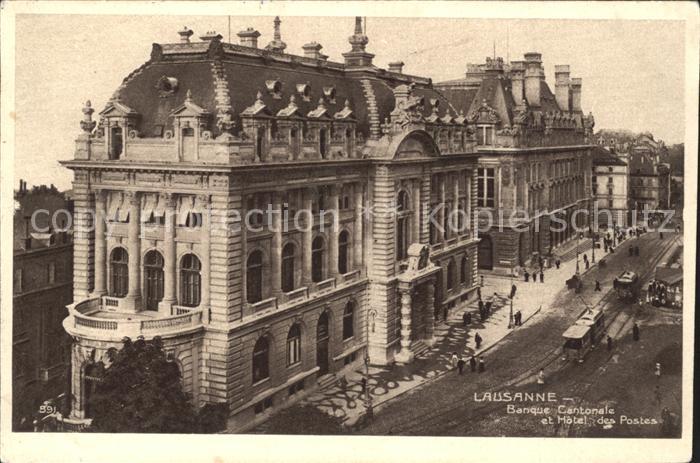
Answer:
top-left (591, 146), bottom-right (629, 228)
top-left (436, 56), bottom-right (596, 272)
top-left (61, 17), bottom-right (481, 430)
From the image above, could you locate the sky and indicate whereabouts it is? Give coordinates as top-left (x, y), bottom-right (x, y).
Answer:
top-left (13, 13), bottom-right (686, 191)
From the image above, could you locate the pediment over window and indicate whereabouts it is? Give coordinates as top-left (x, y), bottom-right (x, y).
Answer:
top-left (169, 90), bottom-right (211, 118)
top-left (467, 99), bottom-right (500, 125)
top-left (241, 91), bottom-right (273, 118)
top-left (100, 100), bottom-right (139, 118)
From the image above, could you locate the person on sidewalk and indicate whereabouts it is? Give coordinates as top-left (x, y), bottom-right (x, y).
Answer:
top-left (360, 377), bottom-right (367, 398)
top-left (462, 311), bottom-right (470, 327)
top-left (538, 256), bottom-right (544, 269)
top-left (633, 323), bottom-right (640, 341)
top-left (510, 283), bottom-right (517, 299)
top-left (595, 280), bottom-right (602, 291)
top-left (555, 258), bottom-right (561, 269)
top-left (475, 332), bottom-right (483, 349)
top-left (585, 260), bottom-right (590, 270)
top-left (478, 357), bottom-right (485, 373)
top-left (478, 299), bottom-right (484, 313)
top-left (451, 352), bottom-right (459, 369)
top-left (477, 286), bottom-right (482, 300)
top-left (537, 369), bottom-right (545, 388)
top-left (524, 270), bottom-right (530, 282)
top-left (540, 271), bottom-right (544, 283)
top-left (457, 356), bottom-right (466, 375)
top-left (607, 335), bottom-right (613, 351)
top-left (515, 310), bottom-right (522, 326)
top-left (470, 355), bottom-right (477, 372)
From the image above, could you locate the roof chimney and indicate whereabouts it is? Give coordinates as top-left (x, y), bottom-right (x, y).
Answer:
top-left (554, 65), bottom-right (571, 111)
top-left (302, 42), bottom-right (324, 60)
top-left (265, 16), bottom-right (287, 53)
top-left (343, 16), bottom-right (374, 67)
top-left (524, 52), bottom-right (543, 107)
top-left (200, 30), bottom-right (222, 42)
top-left (509, 61), bottom-right (525, 106)
top-left (388, 61), bottom-right (405, 74)
top-left (570, 78), bottom-right (582, 112)
top-left (237, 28), bottom-right (261, 48)
top-left (178, 27), bottom-right (194, 43)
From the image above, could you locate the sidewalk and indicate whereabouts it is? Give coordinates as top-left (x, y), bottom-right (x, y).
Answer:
top-left (263, 233), bottom-right (647, 429)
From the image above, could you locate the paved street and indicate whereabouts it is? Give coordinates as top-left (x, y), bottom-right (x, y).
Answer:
top-left (250, 230), bottom-right (682, 436)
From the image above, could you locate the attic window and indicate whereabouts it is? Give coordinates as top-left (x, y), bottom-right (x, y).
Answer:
top-left (265, 79), bottom-right (283, 99)
top-left (323, 86), bottom-right (336, 104)
top-left (156, 76), bottom-right (178, 98)
top-left (296, 83), bottom-right (311, 101)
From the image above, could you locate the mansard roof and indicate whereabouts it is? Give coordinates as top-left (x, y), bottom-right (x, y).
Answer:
top-left (106, 33), bottom-right (471, 141)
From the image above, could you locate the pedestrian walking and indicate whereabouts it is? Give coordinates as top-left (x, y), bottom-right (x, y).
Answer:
top-left (450, 352), bottom-right (459, 369)
top-left (475, 332), bottom-right (483, 349)
top-left (457, 357), bottom-right (466, 375)
top-left (478, 299), bottom-right (484, 312)
top-left (540, 271), bottom-right (544, 283)
top-left (360, 377), bottom-right (367, 397)
top-left (478, 357), bottom-right (485, 373)
top-left (585, 260), bottom-right (590, 270)
top-left (607, 335), bottom-right (613, 351)
top-left (531, 271), bottom-right (537, 283)
top-left (555, 259), bottom-right (561, 269)
top-left (538, 256), bottom-right (544, 269)
top-left (655, 362), bottom-right (662, 378)
top-left (632, 322), bottom-right (640, 341)
top-left (515, 310), bottom-right (522, 326)
top-left (537, 369), bottom-right (545, 388)
top-left (524, 270), bottom-right (530, 282)
top-left (477, 286), bottom-right (482, 300)
top-left (469, 355), bottom-right (477, 372)
top-left (462, 311), bottom-right (470, 327)
top-left (595, 280), bottom-right (601, 291)
top-left (510, 283), bottom-right (517, 299)
top-left (659, 232), bottom-right (664, 240)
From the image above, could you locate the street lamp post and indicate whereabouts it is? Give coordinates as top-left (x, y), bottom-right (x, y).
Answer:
top-left (363, 309), bottom-right (374, 419)
top-left (508, 261), bottom-right (514, 329)
top-left (591, 230), bottom-right (596, 263)
top-left (575, 233), bottom-right (580, 275)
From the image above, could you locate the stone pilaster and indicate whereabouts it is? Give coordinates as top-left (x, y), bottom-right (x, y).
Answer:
top-left (301, 189), bottom-right (313, 286)
top-left (439, 174), bottom-right (446, 241)
top-left (92, 189), bottom-right (107, 296)
top-left (71, 176), bottom-right (94, 302)
top-left (199, 194), bottom-right (211, 316)
top-left (270, 192), bottom-right (282, 295)
top-left (424, 281), bottom-right (436, 346)
top-left (412, 180), bottom-right (421, 244)
top-left (159, 193), bottom-right (177, 314)
top-left (124, 191), bottom-right (141, 311)
top-left (353, 184), bottom-right (364, 270)
top-left (328, 187), bottom-right (340, 277)
top-left (453, 174), bottom-right (460, 237)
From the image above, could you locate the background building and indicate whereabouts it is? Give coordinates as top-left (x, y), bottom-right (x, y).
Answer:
top-left (60, 17), bottom-right (481, 431)
top-left (13, 181), bottom-right (74, 430)
top-left (591, 146), bottom-right (629, 228)
top-left (436, 56), bottom-right (596, 272)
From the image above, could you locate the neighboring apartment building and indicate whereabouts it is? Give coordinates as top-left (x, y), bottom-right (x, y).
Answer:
top-left (591, 146), bottom-right (629, 228)
top-left (13, 181), bottom-right (74, 430)
top-left (436, 56), bottom-right (596, 272)
top-left (60, 17), bottom-right (482, 431)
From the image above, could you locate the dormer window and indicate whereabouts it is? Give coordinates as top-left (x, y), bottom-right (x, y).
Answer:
top-left (323, 86), bottom-right (336, 104)
top-left (476, 125), bottom-right (494, 146)
top-left (156, 76), bottom-right (179, 98)
top-left (265, 79), bottom-right (283, 99)
top-left (296, 83), bottom-right (311, 101)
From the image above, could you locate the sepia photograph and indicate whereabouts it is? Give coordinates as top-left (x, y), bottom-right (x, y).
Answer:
top-left (1, 2), bottom-right (696, 462)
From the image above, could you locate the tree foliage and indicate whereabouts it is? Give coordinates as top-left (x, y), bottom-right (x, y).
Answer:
top-left (88, 336), bottom-right (211, 433)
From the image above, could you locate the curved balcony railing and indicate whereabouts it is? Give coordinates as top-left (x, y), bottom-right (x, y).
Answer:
top-left (65, 297), bottom-right (204, 340)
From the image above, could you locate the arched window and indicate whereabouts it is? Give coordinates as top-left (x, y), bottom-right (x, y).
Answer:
top-left (252, 336), bottom-right (269, 383)
top-left (446, 260), bottom-right (455, 291)
top-left (343, 301), bottom-right (355, 340)
top-left (396, 190), bottom-right (410, 260)
top-left (246, 251), bottom-right (263, 303)
top-left (179, 254), bottom-right (201, 307)
top-left (338, 230), bottom-right (350, 275)
top-left (312, 236), bottom-right (325, 283)
top-left (109, 247), bottom-right (128, 297)
top-left (144, 250), bottom-right (164, 310)
top-left (460, 256), bottom-right (469, 285)
top-left (281, 243), bottom-right (296, 293)
top-left (286, 323), bottom-right (301, 366)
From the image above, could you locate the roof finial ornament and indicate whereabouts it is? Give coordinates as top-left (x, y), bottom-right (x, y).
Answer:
top-left (344, 99), bottom-right (351, 109)
top-left (80, 100), bottom-right (96, 134)
top-left (256, 90), bottom-right (263, 102)
top-left (185, 89), bottom-right (193, 102)
top-left (265, 16), bottom-right (287, 53)
top-left (318, 97), bottom-right (326, 109)
top-left (178, 26), bottom-right (194, 43)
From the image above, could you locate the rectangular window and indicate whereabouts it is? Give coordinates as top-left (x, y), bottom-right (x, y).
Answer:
top-left (476, 126), bottom-right (493, 146)
top-left (477, 168), bottom-right (495, 207)
top-left (287, 336), bottom-right (301, 366)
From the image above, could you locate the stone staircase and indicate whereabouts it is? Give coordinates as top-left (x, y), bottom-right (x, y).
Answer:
top-left (411, 340), bottom-right (431, 359)
top-left (553, 239), bottom-right (593, 263)
top-left (316, 373), bottom-right (338, 391)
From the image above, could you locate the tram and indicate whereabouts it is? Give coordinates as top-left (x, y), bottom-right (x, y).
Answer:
top-left (562, 308), bottom-right (605, 362)
top-left (613, 271), bottom-right (641, 300)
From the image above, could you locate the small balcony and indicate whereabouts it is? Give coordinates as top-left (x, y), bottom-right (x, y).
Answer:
top-left (64, 296), bottom-right (204, 341)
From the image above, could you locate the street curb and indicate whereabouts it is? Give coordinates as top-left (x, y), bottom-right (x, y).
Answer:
top-left (346, 304), bottom-right (545, 426)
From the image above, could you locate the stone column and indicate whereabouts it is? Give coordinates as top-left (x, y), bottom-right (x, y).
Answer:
top-left (270, 192), bottom-right (283, 295)
top-left (424, 280), bottom-right (436, 346)
top-left (412, 180), bottom-right (421, 245)
top-left (353, 184), bottom-right (363, 270)
top-left (124, 191), bottom-right (142, 311)
top-left (395, 285), bottom-right (414, 364)
top-left (92, 189), bottom-right (107, 296)
top-left (199, 194), bottom-right (211, 315)
top-left (158, 193), bottom-right (177, 314)
top-left (301, 189), bottom-right (313, 286)
top-left (328, 186), bottom-right (340, 278)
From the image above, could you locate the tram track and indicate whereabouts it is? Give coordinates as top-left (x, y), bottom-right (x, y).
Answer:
top-left (362, 233), bottom-right (680, 436)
